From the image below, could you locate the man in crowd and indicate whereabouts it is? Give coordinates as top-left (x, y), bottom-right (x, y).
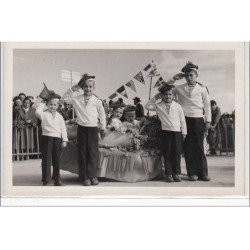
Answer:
top-left (207, 100), bottom-right (221, 155)
top-left (133, 97), bottom-right (145, 120)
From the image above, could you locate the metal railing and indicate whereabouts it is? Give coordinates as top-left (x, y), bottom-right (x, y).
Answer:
top-left (218, 118), bottom-right (235, 155)
top-left (12, 126), bottom-right (42, 161)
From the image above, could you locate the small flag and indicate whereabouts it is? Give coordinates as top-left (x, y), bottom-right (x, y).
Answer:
top-left (154, 77), bottom-right (163, 88)
top-left (143, 63), bottom-right (152, 71)
top-left (147, 68), bottom-right (160, 78)
top-left (116, 85), bottom-right (128, 98)
top-left (133, 71), bottom-right (145, 84)
top-left (125, 80), bottom-right (137, 92)
top-left (39, 84), bottom-right (50, 99)
top-left (108, 93), bottom-right (117, 99)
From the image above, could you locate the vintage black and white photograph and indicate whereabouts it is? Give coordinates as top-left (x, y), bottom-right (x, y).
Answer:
top-left (1, 42), bottom-right (246, 198)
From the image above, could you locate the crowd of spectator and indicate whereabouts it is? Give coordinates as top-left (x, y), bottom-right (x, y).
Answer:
top-left (12, 92), bottom-right (235, 160)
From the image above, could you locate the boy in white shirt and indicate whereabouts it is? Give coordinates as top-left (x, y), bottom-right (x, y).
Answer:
top-left (145, 84), bottom-right (187, 182)
top-left (35, 93), bottom-right (68, 186)
top-left (64, 74), bottom-right (106, 186)
top-left (169, 62), bottom-right (211, 181)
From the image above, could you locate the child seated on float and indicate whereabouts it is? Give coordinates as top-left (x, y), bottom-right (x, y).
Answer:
top-left (107, 106), bottom-right (126, 133)
top-left (122, 106), bottom-right (140, 134)
top-left (101, 106), bottom-right (134, 147)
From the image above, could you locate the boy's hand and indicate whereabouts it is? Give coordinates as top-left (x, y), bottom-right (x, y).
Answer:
top-left (154, 93), bottom-right (162, 100)
top-left (71, 84), bottom-right (81, 91)
top-left (173, 73), bottom-right (184, 81)
top-left (205, 122), bottom-right (211, 132)
top-left (61, 141), bottom-right (67, 148)
top-left (182, 134), bottom-right (186, 140)
top-left (100, 130), bottom-right (105, 139)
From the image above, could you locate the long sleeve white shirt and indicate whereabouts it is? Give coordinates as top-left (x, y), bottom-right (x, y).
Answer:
top-left (173, 82), bottom-right (211, 122)
top-left (63, 89), bottom-right (106, 130)
top-left (145, 99), bottom-right (187, 135)
top-left (35, 103), bottom-right (68, 142)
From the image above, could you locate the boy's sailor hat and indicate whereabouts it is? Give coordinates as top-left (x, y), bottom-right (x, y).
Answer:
top-left (181, 61), bottom-right (199, 73)
top-left (158, 82), bottom-right (175, 93)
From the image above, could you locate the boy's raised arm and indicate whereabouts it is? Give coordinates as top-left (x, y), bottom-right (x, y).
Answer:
top-left (34, 98), bottom-right (45, 120)
top-left (145, 94), bottom-right (161, 111)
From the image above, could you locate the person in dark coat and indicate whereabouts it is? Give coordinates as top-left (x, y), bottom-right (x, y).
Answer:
top-left (133, 97), bottom-right (145, 120)
top-left (207, 100), bottom-right (221, 155)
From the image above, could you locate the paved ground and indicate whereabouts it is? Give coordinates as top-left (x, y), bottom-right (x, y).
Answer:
top-left (13, 156), bottom-right (234, 187)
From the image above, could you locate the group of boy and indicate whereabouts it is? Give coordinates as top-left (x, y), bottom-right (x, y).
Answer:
top-left (145, 61), bottom-right (211, 182)
top-left (34, 61), bottom-right (212, 186)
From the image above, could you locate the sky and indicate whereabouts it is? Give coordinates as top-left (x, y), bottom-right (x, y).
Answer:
top-left (13, 49), bottom-right (235, 112)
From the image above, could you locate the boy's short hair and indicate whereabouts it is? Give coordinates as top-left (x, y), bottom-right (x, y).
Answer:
top-left (18, 92), bottom-right (26, 97)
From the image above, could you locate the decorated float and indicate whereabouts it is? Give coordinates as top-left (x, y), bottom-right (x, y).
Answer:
top-left (60, 116), bottom-right (164, 183)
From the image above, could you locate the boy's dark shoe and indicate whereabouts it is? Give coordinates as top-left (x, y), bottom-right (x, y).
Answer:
top-left (188, 175), bottom-right (198, 181)
top-left (166, 175), bottom-right (174, 183)
top-left (173, 175), bottom-right (182, 182)
top-left (198, 176), bottom-right (211, 181)
top-left (83, 179), bottom-right (91, 186)
top-left (91, 177), bottom-right (99, 185)
top-left (54, 182), bottom-right (63, 186)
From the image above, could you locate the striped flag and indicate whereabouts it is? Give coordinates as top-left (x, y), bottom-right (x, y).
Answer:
top-left (133, 71), bottom-right (145, 84)
top-left (125, 80), bottom-right (136, 92)
top-left (116, 86), bottom-right (128, 98)
top-left (143, 63), bottom-right (152, 71)
top-left (108, 92), bottom-right (117, 99)
top-left (154, 77), bottom-right (164, 88)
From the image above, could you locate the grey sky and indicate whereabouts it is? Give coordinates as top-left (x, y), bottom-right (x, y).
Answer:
top-left (13, 49), bottom-right (235, 112)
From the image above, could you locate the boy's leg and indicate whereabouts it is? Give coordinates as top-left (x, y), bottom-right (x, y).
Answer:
top-left (87, 127), bottom-right (99, 178)
top-left (183, 117), bottom-right (196, 176)
top-left (52, 137), bottom-right (61, 183)
top-left (77, 126), bottom-right (88, 182)
top-left (161, 131), bottom-right (173, 176)
top-left (171, 132), bottom-right (182, 176)
top-left (194, 118), bottom-right (208, 178)
top-left (41, 136), bottom-right (53, 183)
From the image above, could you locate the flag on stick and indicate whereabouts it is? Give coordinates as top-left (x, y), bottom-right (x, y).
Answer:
top-left (154, 77), bottom-right (164, 88)
top-left (108, 92), bottom-right (117, 99)
top-left (39, 83), bottom-right (50, 99)
top-left (143, 63), bottom-right (152, 71)
top-left (133, 71), bottom-right (145, 84)
top-left (147, 68), bottom-right (160, 77)
top-left (116, 86), bottom-right (128, 98)
top-left (125, 80), bottom-right (137, 92)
